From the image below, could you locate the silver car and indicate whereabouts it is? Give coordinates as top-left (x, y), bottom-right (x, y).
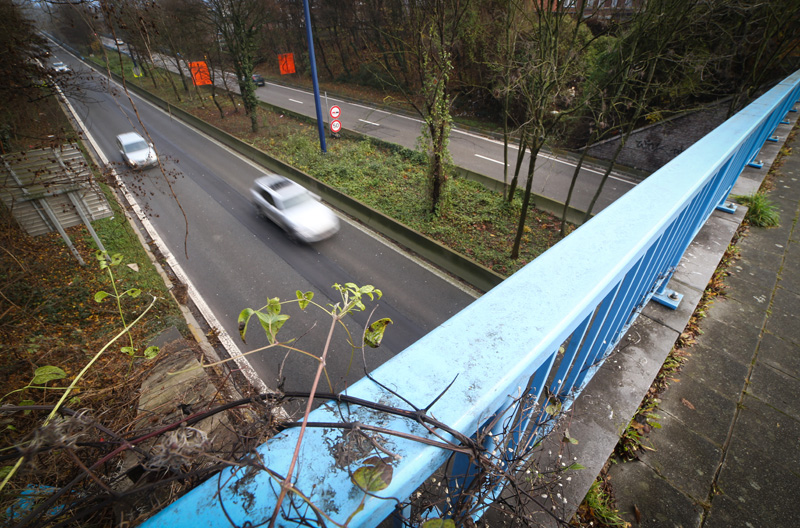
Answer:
top-left (115, 132), bottom-right (157, 169)
top-left (251, 174), bottom-right (340, 242)
top-left (52, 61), bottom-right (70, 72)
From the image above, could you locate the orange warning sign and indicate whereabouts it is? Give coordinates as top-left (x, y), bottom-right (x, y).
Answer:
top-left (278, 53), bottom-right (295, 75)
top-left (189, 61), bottom-right (211, 86)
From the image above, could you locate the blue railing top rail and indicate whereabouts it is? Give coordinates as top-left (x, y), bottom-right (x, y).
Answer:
top-left (143, 68), bottom-right (800, 527)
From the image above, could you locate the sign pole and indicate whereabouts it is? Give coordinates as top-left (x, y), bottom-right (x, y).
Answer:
top-left (302, 0), bottom-right (327, 154)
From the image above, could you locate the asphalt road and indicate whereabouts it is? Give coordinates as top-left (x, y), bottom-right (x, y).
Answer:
top-left (55, 51), bottom-right (478, 399)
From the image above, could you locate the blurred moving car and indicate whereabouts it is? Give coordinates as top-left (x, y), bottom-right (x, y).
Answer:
top-left (251, 73), bottom-right (265, 86)
top-left (52, 61), bottom-right (70, 72)
top-left (251, 174), bottom-right (340, 243)
top-left (115, 132), bottom-right (158, 170)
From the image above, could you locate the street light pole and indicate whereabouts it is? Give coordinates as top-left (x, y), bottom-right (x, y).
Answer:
top-left (302, 0), bottom-right (327, 154)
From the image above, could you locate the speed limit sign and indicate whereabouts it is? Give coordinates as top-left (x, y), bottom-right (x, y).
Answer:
top-left (330, 119), bottom-right (342, 133)
top-left (329, 105), bottom-right (341, 119)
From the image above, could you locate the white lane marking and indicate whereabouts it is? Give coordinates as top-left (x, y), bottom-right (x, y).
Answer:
top-left (345, 218), bottom-right (481, 300)
top-left (475, 154), bottom-right (506, 166)
top-left (359, 118), bottom-right (381, 127)
top-left (289, 98), bottom-right (304, 104)
top-left (266, 82), bottom-right (334, 99)
top-left (351, 103), bottom-right (390, 115)
top-left (394, 113), bottom-right (424, 123)
top-left (452, 127), bottom-right (633, 184)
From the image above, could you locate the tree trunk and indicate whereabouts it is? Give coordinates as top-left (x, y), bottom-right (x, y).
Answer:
top-left (311, 17), bottom-right (335, 79)
top-left (583, 134), bottom-right (627, 222)
top-left (507, 130), bottom-right (527, 203)
top-left (511, 148), bottom-right (538, 260)
top-left (172, 52), bottom-right (188, 92)
top-left (560, 147), bottom-right (590, 236)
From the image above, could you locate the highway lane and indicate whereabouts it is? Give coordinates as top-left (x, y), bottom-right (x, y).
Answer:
top-left (58, 53), bottom-right (478, 400)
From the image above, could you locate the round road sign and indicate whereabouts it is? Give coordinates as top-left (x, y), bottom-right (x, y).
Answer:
top-left (329, 105), bottom-right (341, 119)
top-left (330, 119), bottom-right (342, 134)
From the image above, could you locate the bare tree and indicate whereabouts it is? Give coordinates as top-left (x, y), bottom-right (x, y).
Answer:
top-left (496, 2), bottom-right (594, 259)
top-left (203, 0), bottom-right (272, 133)
top-left (701, 0), bottom-right (800, 117)
top-left (369, 0), bottom-right (474, 214)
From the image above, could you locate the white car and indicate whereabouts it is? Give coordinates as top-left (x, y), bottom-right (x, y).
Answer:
top-left (251, 174), bottom-right (340, 243)
top-left (52, 61), bottom-right (70, 73)
top-left (115, 132), bottom-right (158, 169)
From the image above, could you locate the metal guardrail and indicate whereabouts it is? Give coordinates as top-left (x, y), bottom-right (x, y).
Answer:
top-left (142, 70), bottom-right (800, 527)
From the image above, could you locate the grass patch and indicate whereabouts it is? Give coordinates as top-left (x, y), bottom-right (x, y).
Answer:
top-left (573, 478), bottom-right (629, 528)
top-left (731, 192), bottom-right (780, 227)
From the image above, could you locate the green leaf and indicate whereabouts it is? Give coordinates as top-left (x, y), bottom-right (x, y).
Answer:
top-left (545, 399), bottom-right (562, 415)
top-left (109, 253), bottom-right (123, 266)
top-left (144, 346), bottom-right (160, 359)
top-left (296, 290), bottom-right (313, 310)
top-left (351, 456), bottom-right (393, 493)
top-left (68, 396), bottom-right (81, 406)
top-left (266, 297), bottom-right (282, 315)
top-left (5, 424), bottom-right (16, 431)
top-left (121, 346), bottom-right (135, 356)
top-left (0, 466), bottom-right (12, 479)
top-left (96, 250), bottom-right (109, 269)
top-left (364, 318), bottom-right (392, 348)
top-left (19, 400), bottom-right (35, 415)
top-left (563, 429), bottom-right (579, 445)
top-left (94, 291), bottom-right (111, 303)
top-left (238, 308), bottom-right (255, 342)
top-left (126, 288), bottom-right (142, 298)
top-left (31, 366), bottom-right (67, 385)
top-left (255, 311), bottom-right (289, 344)
top-left (422, 520), bottom-right (456, 528)
top-left (360, 285), bottom-right (375, 300)
top-left (565, 462), bottom-right (585, 471)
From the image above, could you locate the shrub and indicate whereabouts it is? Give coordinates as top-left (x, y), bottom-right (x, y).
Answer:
top-left (732, 192), bottom-right (780, 227)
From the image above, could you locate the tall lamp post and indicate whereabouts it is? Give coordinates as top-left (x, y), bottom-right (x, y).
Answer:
top-left (302, 0), bottom-right (327, 153)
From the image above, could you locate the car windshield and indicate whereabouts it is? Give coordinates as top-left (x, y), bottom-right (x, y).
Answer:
top-left (54, 62), bottom-right (64, 67)
top-left (281, 191), bottom-right (313, 209)
top-left (123, 140), bottom-right (148, 153)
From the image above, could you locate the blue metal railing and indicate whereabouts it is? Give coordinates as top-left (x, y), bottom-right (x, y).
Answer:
top-left (142, 69), bottom-right (800, 527)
